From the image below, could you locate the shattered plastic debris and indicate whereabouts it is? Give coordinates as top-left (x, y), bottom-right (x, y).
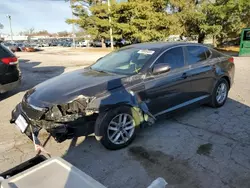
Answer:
top-left (147, 177), bottom-right (168, 188)
top-left (44, 95), bottom-right (93, 122)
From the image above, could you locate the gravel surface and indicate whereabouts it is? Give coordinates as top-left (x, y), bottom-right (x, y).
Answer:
top-left (0, 48), bottom-right (250, 188)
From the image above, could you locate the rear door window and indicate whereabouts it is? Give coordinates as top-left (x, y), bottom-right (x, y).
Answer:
top-left (210, 49), bottom-right (225, 58)
top-left (155, 47), bottom-right (185, 70)
top-left (186, 46), bottom-right (207, 65)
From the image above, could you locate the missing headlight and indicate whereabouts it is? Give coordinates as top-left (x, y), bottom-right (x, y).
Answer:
top-left (44, 95), bottom-right (90, 121)
top-left (44, 106), bottom-right (62, 121)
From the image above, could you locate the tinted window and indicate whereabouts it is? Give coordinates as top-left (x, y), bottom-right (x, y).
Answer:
top-left (155, 47), bottom-right (184, 69)
top-left (243, 30), bottom-right (250, 41)
top-left (0, 43), bottom-right (15, 58)
top-left (211, 49), bottom-right (224, 58)
top-left (186, 46), bottom-right (207, 65)
top-left (204, 47), bottom-right (211, 58)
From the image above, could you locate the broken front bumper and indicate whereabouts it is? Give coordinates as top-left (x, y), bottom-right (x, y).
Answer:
top-left (10, 103), bottom-right (95, 143)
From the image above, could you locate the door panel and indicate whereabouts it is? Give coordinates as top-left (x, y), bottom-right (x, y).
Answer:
top-left (184, 46), bottom-right (217, 99)
top-left (144, 68), bottom-right (192, 115)
top-left (187, 61), bottom-right (216, 98)
top-left (143, 46), bottom-right (194, 115)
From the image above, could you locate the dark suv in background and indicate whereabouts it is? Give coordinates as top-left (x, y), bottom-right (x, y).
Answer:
top-left (0, 43), bottom-right (21, 94)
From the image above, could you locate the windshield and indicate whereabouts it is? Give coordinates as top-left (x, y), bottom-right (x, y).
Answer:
top-left (91, 48), bottom-right (156, 75)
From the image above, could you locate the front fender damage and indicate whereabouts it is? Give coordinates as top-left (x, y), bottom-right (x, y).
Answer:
top-left (29, 95), bottom-right (97, 143)
top-left (89, 90), bottom-right (156, 123)
top-left (30, 91), bottom-right (155, 144)
top-left (89, 90), bottom-right (156, 140)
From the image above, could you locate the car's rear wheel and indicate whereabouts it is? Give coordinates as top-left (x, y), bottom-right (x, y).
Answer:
top-left (209, 78), bottom-right (229, 108)
top-left (96, 106), bottom-right (140, 150)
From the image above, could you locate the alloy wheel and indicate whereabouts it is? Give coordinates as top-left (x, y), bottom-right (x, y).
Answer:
top-left (107, 113), bottom-right (135, 145)
top-left (216, 83), bottom-right (227, 104)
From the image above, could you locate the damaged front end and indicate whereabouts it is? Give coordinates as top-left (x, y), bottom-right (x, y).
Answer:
top-left (11, 95), bottom-right (98, 143)
top-left (10, 89), bottom-right (155, 146)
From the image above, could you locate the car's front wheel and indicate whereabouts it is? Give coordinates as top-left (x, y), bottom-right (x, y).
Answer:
top-left (209, 78), bottom-right (229, 108)
top-left (96, 106), bottom-right (140, 150)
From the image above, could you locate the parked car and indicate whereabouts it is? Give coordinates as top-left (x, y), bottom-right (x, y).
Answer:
top-left (41, 43), bottom-right (50, 47)
top-left (106, 39), bottom-right (130, 48)
top-left (3, 43), bottom-right (20, 52)
top-left (63, 42), bottom-right (71, 47)
top-left (92, 40), bottom-right (102, 47)
top-left (50, 42), bottom-right (58, 47)
top-left (0, 43), bottom-right (21, 93)
top-left (16, 43), bottom-right (25, 51)
top-left (79, 40), bottom-right (88, 47)
top-left (22, 44), bottom-right (36, 52)
top-left (57, 42), bottom-right (64, 47)
top-left (105, 40), bottom-right (116, 48)
top-left (116, 39), bottom-right (130, 48)
top-left (10, 42), bottom-right (234, 150)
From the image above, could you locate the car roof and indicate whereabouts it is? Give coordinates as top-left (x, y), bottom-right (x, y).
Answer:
top-left (129, 42), bottom-right (205, 50)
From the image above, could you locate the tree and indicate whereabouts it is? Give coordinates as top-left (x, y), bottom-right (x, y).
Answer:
top-left (169, 0), bottom-right (250, 45)
top-left (66, 0), bottom-right (250, 46)
top-left (19, 27), bottom-right (35, 36)
top-left (66, 0), bottom-right (110, 47)
top-left (57, 31), bottom-right (70, 37)
top-left (0, 23), bottom-right (3, 30)
top-left (27, 27), bottom-right (35, 35)
top-left (33, 30), bottom-right (50, 36)
top-left (112, 0), bottom-right (172, 42)
top-left (67, 0), bottom-right (173, 43)
top-left (18, 29), bottom-right (52, 36)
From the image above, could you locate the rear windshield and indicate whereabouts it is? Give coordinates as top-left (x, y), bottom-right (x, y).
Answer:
top-left (243, 30), bottom-right (250, 41)
top-left (0, 43), bottom-right (15, 58)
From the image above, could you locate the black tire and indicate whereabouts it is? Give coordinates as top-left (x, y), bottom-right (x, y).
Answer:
top-left (95, 106), bottom-right (141, 150)
top-left (209, 78), bottom-right (229, 108)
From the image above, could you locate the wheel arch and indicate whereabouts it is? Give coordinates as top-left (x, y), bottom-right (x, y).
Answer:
top-left (220, 75), bottom-right (231, 89)
top-left (94, 104), bottom-right (141, 138)
top-left (85, 88), bottom-right (141, 136)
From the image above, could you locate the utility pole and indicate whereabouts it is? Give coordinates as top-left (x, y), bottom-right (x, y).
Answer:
top-left (70, 0), bottom-right (76, 48)
top-left (6, 15), bottom-right (13, 42)
top-left (107, 0), bottom-right (114, 50)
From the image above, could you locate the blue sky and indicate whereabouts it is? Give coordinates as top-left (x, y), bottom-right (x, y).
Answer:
top-left (0, 0), bottom-right (72, 35)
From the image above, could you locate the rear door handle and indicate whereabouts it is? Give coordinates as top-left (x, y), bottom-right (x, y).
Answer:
top-left (181, 72), bottom-right (188, 79)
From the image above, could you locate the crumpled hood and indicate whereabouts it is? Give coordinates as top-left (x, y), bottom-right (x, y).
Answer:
top-left (27, 68), bottom-right (126, 107)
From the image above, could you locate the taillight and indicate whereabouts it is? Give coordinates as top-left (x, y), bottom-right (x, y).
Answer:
top-left (1, 57), bottom-right (18, 65)
top-left (228, 57), bottom-right (234, 63)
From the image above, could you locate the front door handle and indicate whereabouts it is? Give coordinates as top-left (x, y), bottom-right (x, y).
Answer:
top-left (181, 72), bottom-right (188, 79)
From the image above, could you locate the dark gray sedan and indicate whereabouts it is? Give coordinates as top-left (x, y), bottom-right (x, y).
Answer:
top-left (11, 42), bottom-right (235, 150)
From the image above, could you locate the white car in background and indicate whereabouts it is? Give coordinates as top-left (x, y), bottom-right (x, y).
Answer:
top-left (79, 40), bottom-right (89, 47)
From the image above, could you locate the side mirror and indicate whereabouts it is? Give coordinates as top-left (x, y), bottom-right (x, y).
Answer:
top-left (152, 63), bottom-right (171, 75)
